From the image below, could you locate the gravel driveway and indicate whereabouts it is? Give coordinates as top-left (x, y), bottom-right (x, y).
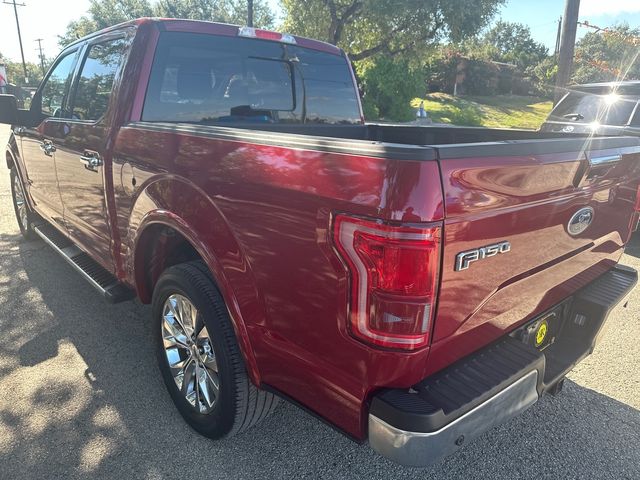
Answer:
top-left (0, 124), bottom-right (639, 479)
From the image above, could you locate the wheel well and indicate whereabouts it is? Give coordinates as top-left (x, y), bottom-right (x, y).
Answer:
top-left (135, 224), bottom-right (202, 303)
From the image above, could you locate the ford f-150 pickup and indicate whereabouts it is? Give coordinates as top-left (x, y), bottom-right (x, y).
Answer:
top-left (1, 18), bottom-right (639, 467)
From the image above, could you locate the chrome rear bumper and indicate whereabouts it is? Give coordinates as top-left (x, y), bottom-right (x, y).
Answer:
top-left (368, 370), bottom-right (539, 467)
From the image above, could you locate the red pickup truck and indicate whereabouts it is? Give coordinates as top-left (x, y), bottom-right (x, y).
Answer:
top-left (1, 19), bottom-right (639, 467)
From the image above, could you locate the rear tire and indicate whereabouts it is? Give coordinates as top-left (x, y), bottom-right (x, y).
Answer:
top-left (153, 260), bottom-right (278, 438)
top-left (10, 168), bottom-right (36, 240)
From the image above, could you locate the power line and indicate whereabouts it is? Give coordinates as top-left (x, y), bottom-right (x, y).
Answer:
top-left (2, 0), bottom-right (28, 84)
top-left (578, 20), bottom-right (640, 46)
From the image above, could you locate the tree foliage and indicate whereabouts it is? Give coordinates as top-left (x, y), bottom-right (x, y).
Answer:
top-left (358, 57), bottom-right (425, 120)
top-left (59, 0), bottom-right (153, 45)
top-left (281, 0), bottom-right (506, 61)
top-left (59, 0), bottom-right (274, 46)
top-left (482, 21), bottom-right (548, 69)
top-left (0, 52), bottom-right (49, 87)
top-left (154, 0), bottom-right (273, 28)
top-left (571, 24), bottom-right (640, 84)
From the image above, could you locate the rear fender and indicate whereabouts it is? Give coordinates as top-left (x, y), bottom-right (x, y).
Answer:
top-left (129, 176), bottom-right (263, 384)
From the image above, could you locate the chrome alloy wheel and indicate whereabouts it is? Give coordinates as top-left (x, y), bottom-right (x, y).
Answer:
top-left (162, 294), bottom-right (220, 413)
top-left (13, 173), bottom-right (28, 231)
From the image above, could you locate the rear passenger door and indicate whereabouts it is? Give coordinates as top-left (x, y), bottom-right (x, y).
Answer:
top-left (52, 34), bottom-right (130, 271)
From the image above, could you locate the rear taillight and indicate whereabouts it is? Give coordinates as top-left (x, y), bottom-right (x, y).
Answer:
top-left (635, 184), bottom-right (640, 212)
top-left (333, 214), bottom-right (441, 350)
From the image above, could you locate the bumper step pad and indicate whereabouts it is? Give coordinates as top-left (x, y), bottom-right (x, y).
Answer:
top-left (371, 337), bottom-right (544, 434)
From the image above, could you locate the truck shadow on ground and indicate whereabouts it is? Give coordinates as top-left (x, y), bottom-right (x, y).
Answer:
top-left (0, 235), bottom-right (639, 479)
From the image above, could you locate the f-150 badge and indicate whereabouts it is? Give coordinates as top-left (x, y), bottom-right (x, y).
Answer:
top-left (455, 241), bottom-right (511, 271)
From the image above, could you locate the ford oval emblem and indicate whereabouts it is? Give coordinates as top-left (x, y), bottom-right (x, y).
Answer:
top-left (567, 207), bottom-right (594, 236)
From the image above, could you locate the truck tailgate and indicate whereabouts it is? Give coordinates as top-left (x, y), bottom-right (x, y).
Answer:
top-left (429, 136), bottom-right (640, 373)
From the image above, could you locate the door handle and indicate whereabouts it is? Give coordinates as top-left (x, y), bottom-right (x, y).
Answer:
top-left (39, 140), bottom-right (56, 156)
top-left (79, 152), bottom-right (103, 171)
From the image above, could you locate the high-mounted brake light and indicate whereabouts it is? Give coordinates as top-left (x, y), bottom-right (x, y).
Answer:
top-left (333, 215), bottom-right (441, 350)
top-left (238, 26), bottom-right (297, 44)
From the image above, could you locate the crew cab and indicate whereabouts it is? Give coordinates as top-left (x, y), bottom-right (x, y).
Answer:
top-left (1, 19), bottom-right (639, 467)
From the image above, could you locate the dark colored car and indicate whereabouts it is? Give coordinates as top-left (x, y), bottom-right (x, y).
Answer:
top-left (541, 81), bottom-right (640, 135)
top-left (1, 19), bottom-right (640, 467)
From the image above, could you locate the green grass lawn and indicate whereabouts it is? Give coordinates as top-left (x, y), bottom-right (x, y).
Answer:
top-left (411, 93), bottom-right (553, 130)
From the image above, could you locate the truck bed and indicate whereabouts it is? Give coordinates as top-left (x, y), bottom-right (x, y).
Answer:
top-left (132, 121), bottom-right (640, 159)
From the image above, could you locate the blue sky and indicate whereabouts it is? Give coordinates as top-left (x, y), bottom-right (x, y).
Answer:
top-left (1, 0), bottom-right (640, 63)
top-left (498, 0), bottom-right (640, 51)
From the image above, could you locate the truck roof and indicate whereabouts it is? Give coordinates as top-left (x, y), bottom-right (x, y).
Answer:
top-left (571, 80), bottom-right (640, 94)
top-left (64, 17), bottom-right (344, 56)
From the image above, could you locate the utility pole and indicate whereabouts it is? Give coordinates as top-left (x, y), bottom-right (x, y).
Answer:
top-left (554, 16), bottom-right (562, 55)
top-left (555, 0), bottom-right (580, 103)
top-left (247, 0), bottom-right (254, 27)
top-left (35, 38), bottom-right (45, 77)
top-left (2, 0), bottom-right (28, 84)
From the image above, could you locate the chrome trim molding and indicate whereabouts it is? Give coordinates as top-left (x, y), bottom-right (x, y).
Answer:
top-left (368, 370), bottom-right (539, 467)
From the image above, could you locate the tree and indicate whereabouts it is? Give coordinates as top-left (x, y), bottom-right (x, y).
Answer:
top-left (0, 52), bottom-right (47, 87)
top-left (59, 0), bottom-right (153, 45)
top-left (59, 0), bottom-right (274, 47)
top-left (281, 0), bottom-right (506, 61)
top-left (154, 0), bottom-right (274, 28)
top-left (571, 24), bottom-right (640, 84)
top-left (482, 21), bottom-right (548, 69)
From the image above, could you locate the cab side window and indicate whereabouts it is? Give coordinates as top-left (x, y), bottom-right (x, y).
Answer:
top-left (72, 38), bottom-right (127, 122)
top-left (40, 51), bottom-right (77, 118)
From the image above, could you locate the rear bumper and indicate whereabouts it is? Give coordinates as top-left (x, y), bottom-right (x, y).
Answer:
top-left (368, 264), bottom-right (637, 467)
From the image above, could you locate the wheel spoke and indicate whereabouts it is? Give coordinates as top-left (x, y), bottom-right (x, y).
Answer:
top-left (197, 363), bottom-right (216, 411)
top-left (167, 297), bottom-right (189, 336)
top-left (181, 358), bottom-right (197, 406)
top-left (162, 293), bottom-right (220, 413)
top-left (162, 313), bottom-right (190, 348)
top-left (203, 366), bottom-right (220, 400)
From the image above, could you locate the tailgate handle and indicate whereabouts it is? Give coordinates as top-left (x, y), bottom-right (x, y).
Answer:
top-left (588, 154), bottom-right (621, 167)
top-left (586, 153), bottom-right (621, 180)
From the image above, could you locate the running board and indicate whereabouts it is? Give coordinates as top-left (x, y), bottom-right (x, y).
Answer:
top-left (33, 223), bottom-right (135, 304)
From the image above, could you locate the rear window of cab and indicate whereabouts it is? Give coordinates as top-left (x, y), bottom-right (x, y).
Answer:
top-left (142, 32), bottom-right (362, 125)
top-left (549, 90), bottom-right (639, 126)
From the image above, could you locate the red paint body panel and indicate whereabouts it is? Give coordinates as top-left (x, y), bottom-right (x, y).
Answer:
top-left (10, 19), bottom-right (640, 442)
top-left (430, 147), bottom-right (640, 375)
top-left (113, 126), bottom-right (445, 436)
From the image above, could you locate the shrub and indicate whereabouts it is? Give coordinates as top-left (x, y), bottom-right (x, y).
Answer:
top-left (359, 57), bottom-right (426, 121)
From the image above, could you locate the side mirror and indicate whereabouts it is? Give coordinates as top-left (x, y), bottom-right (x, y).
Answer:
top-left (0, 94), bottom-right (19, 125)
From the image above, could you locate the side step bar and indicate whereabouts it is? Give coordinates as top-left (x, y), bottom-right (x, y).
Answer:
top-left (33, 223), bottom-right (135, 304)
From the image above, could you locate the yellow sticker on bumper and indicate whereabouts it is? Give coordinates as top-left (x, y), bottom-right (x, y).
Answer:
top-left (535, 320), bottom-right (548, 347)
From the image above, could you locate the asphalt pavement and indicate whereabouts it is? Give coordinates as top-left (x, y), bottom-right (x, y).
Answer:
top-left (0, 124), bottom-right (639, 479)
